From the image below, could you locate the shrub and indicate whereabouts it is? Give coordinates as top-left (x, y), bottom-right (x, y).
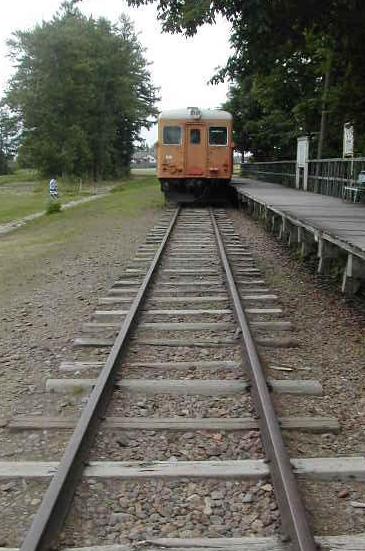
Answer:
top-left (46, 199), bottom-right (62, 214)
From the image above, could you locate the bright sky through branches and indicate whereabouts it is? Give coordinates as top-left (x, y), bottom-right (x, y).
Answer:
top-left (0, 0), bottom-right (231, 143)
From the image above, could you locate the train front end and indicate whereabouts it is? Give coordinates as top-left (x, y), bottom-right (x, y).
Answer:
top-left (157, 107), bottom-right (233, 203)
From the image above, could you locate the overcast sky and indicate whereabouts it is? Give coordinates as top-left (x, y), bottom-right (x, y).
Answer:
top-left (0, 0), bottom-right (231, 143)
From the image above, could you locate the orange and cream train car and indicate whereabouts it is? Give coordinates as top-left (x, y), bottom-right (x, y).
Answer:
top-left (157, 107), bottom-right (234, 202)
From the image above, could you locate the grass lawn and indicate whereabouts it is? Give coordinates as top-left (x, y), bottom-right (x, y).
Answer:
top-left (0, 169), bottom-right (135, 225)
top-left (0, 168), bottom-right (39, 185)
top-left (0, 175), bottom-right (163, 296)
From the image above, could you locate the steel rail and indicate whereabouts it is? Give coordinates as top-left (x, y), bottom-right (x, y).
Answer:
top-left (21, 207), bottom-right (180, 551)
top-left (210, 209), bottom-right (317, 551)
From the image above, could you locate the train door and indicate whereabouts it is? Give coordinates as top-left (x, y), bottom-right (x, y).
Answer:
top-left (208, 125), bottom-right (232, 179)
top-left (185, 125), bottom-right (206, 176)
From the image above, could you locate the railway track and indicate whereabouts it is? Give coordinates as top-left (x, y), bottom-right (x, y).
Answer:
top-left (1, 207), bottom-right (365, 550)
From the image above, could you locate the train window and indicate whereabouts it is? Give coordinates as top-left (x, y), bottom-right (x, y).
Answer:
top-left (209, 127), bottom-right (228, 145)
top-left (163, 126), bottom-right (182, 145)
top-left (190, 129), bottom-right (201, 144)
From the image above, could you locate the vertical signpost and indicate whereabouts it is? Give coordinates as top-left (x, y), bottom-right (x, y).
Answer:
top-left (343, 122), bottom-right (354, 158)
top-left (296, 136), bottom-right (309, 190)
top-left (343, 122), bottom-right (354, 184)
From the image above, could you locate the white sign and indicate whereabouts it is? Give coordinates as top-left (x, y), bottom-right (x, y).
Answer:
top-left (343, 123), bottom-right (354, 157)
top-left (189, 107), bottom-right (201, 120)
top-left (296, 136), bottom-right (309, 167)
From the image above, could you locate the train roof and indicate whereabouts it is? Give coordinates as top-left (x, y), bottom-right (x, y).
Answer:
top-left (159, 108), bottom-right (232, 121)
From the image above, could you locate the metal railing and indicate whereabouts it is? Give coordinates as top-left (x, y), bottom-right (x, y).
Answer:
top-left (241, 161), bottom-right (296, 188)
top-left (307, 157), bottom-right (365, 198)
top-left (242, 157), bottom-right (365, 199)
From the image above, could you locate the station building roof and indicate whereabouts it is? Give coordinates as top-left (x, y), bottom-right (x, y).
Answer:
top-left (159, 108), bottom-right (232, 121)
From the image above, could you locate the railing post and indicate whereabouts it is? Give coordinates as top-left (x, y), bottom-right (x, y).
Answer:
top-left (295, 164), bottom-right (300, 189)
top-left (303, 161), bottom-right (308, 190)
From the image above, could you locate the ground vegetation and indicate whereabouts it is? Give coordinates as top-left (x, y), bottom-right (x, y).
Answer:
top-left (3, 0), bottom-right (158, 179)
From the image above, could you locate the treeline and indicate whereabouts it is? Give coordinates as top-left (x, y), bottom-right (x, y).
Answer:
top-left (0, 0), bottom-right (158, 178)
top-left (130, 0), bottom-right (365, 160)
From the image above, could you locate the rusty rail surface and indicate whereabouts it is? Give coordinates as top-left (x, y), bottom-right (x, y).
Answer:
top-left (21, 207), bottom-right (180, 551)
top-left (210, 209), bottom-right (317, 551)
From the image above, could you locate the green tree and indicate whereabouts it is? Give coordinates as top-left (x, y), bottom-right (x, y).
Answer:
top-left (0, 106), bottom-right (19, 173)
top-left (129, 0), bottom-right (365, 158)
top-left (5, 1), bottom-right (158, 179)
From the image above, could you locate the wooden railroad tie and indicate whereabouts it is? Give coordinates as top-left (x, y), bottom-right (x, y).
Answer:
top-left (45, 378), bottom-right (322, 395)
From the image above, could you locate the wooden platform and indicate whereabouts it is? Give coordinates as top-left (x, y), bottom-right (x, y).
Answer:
top-left (232, 178), bottom-right (365, 294)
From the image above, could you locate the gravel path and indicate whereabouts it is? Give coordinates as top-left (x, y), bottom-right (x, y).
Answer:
top-left (2, 203), bottom-right (365, 545)
top-left (230, 208), bottom-right (365, 533)
top-left (0, 204), bottom-right (162, 421)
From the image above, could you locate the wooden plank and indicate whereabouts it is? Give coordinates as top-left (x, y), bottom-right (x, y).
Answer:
top-left (237, 280), bottom-right (265, 285)
top-left (158, 282), bottom-right (224, 286)
top-left (149, 296), bottom-right (229, 303)
top-left (109, 288), bottom-right (138, 294)
top-left (142, 309), bottom-right (233, 315)
top-left (74, 337), bottom-right (115, 347)
top-left (86, 459), bottom-right (270, 479)
top-left (241, 294), bottom-right (278, 300)
top-left (133, 337), bottom-right (297, 348)
top-left (8, 415), bottom-right (339, 433)
top-left (235, 288), bottom-right (271, 293)
top-left (2, 457), bottom-right (365, 481)
top-left (0, 462), bottom-right (59, 477)
top-left (82, 321), bottom-right (290, 332)
top-left (164, 269), bottom-right (219, 274)
top-left (141, 535), bottom-right (365, 551)
top-left (82, 322), bottom-right (234, 332)
top-left (94, 310), bottom-right (130, 316)
top-left (138, 322), bottom-right (234, 331)
top-left (113, 280), bottom-right (141, 286)
top-left (146, 295), bottom-right (277, 303)
top-left (94, 309), bottom-right (232, 317)
top-left (146, 538), bottom-right (282, 550)
top-left (99, 297), bottom-right (134, 304)
top-left (45, 378), bottom-right (322, 395)
top-left (125, 360), bottom-right (241, 369)
top-left (245, 308), bottom-right (282, 314)
top-left (292, 456), bottom-right (365, 481)
top-left (132, 338), bottom-right (238, 347)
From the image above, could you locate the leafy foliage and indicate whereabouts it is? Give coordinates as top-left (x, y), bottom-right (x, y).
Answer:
top-left (5, 1), bottom-right (158, 179)
top-left (0, 106), bottom-right (19, 174)
top-left (128, 0), bottom-right (365, 159)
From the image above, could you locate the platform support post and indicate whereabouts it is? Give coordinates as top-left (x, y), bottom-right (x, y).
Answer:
top-left (342, 254), bottom-right (365, 295)
top-left (303, 161), bottom-right (309, 191)
top-left (298, 227), bottom-right (315, 258)
top-left (279, 216), bottom-right (290, 242)
top-left (287, 222), bottom-right (300, 248)
top-left (271, 213), bottom-right (280, 235)
top-left (317, 238), bottom-right (339, 274)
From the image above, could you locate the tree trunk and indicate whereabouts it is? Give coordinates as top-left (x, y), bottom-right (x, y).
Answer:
top-left (317, 55), bottom-right (332, 159)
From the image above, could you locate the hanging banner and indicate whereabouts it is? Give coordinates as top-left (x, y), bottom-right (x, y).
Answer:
top-left (343, 122), bottom-right (354, 158)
